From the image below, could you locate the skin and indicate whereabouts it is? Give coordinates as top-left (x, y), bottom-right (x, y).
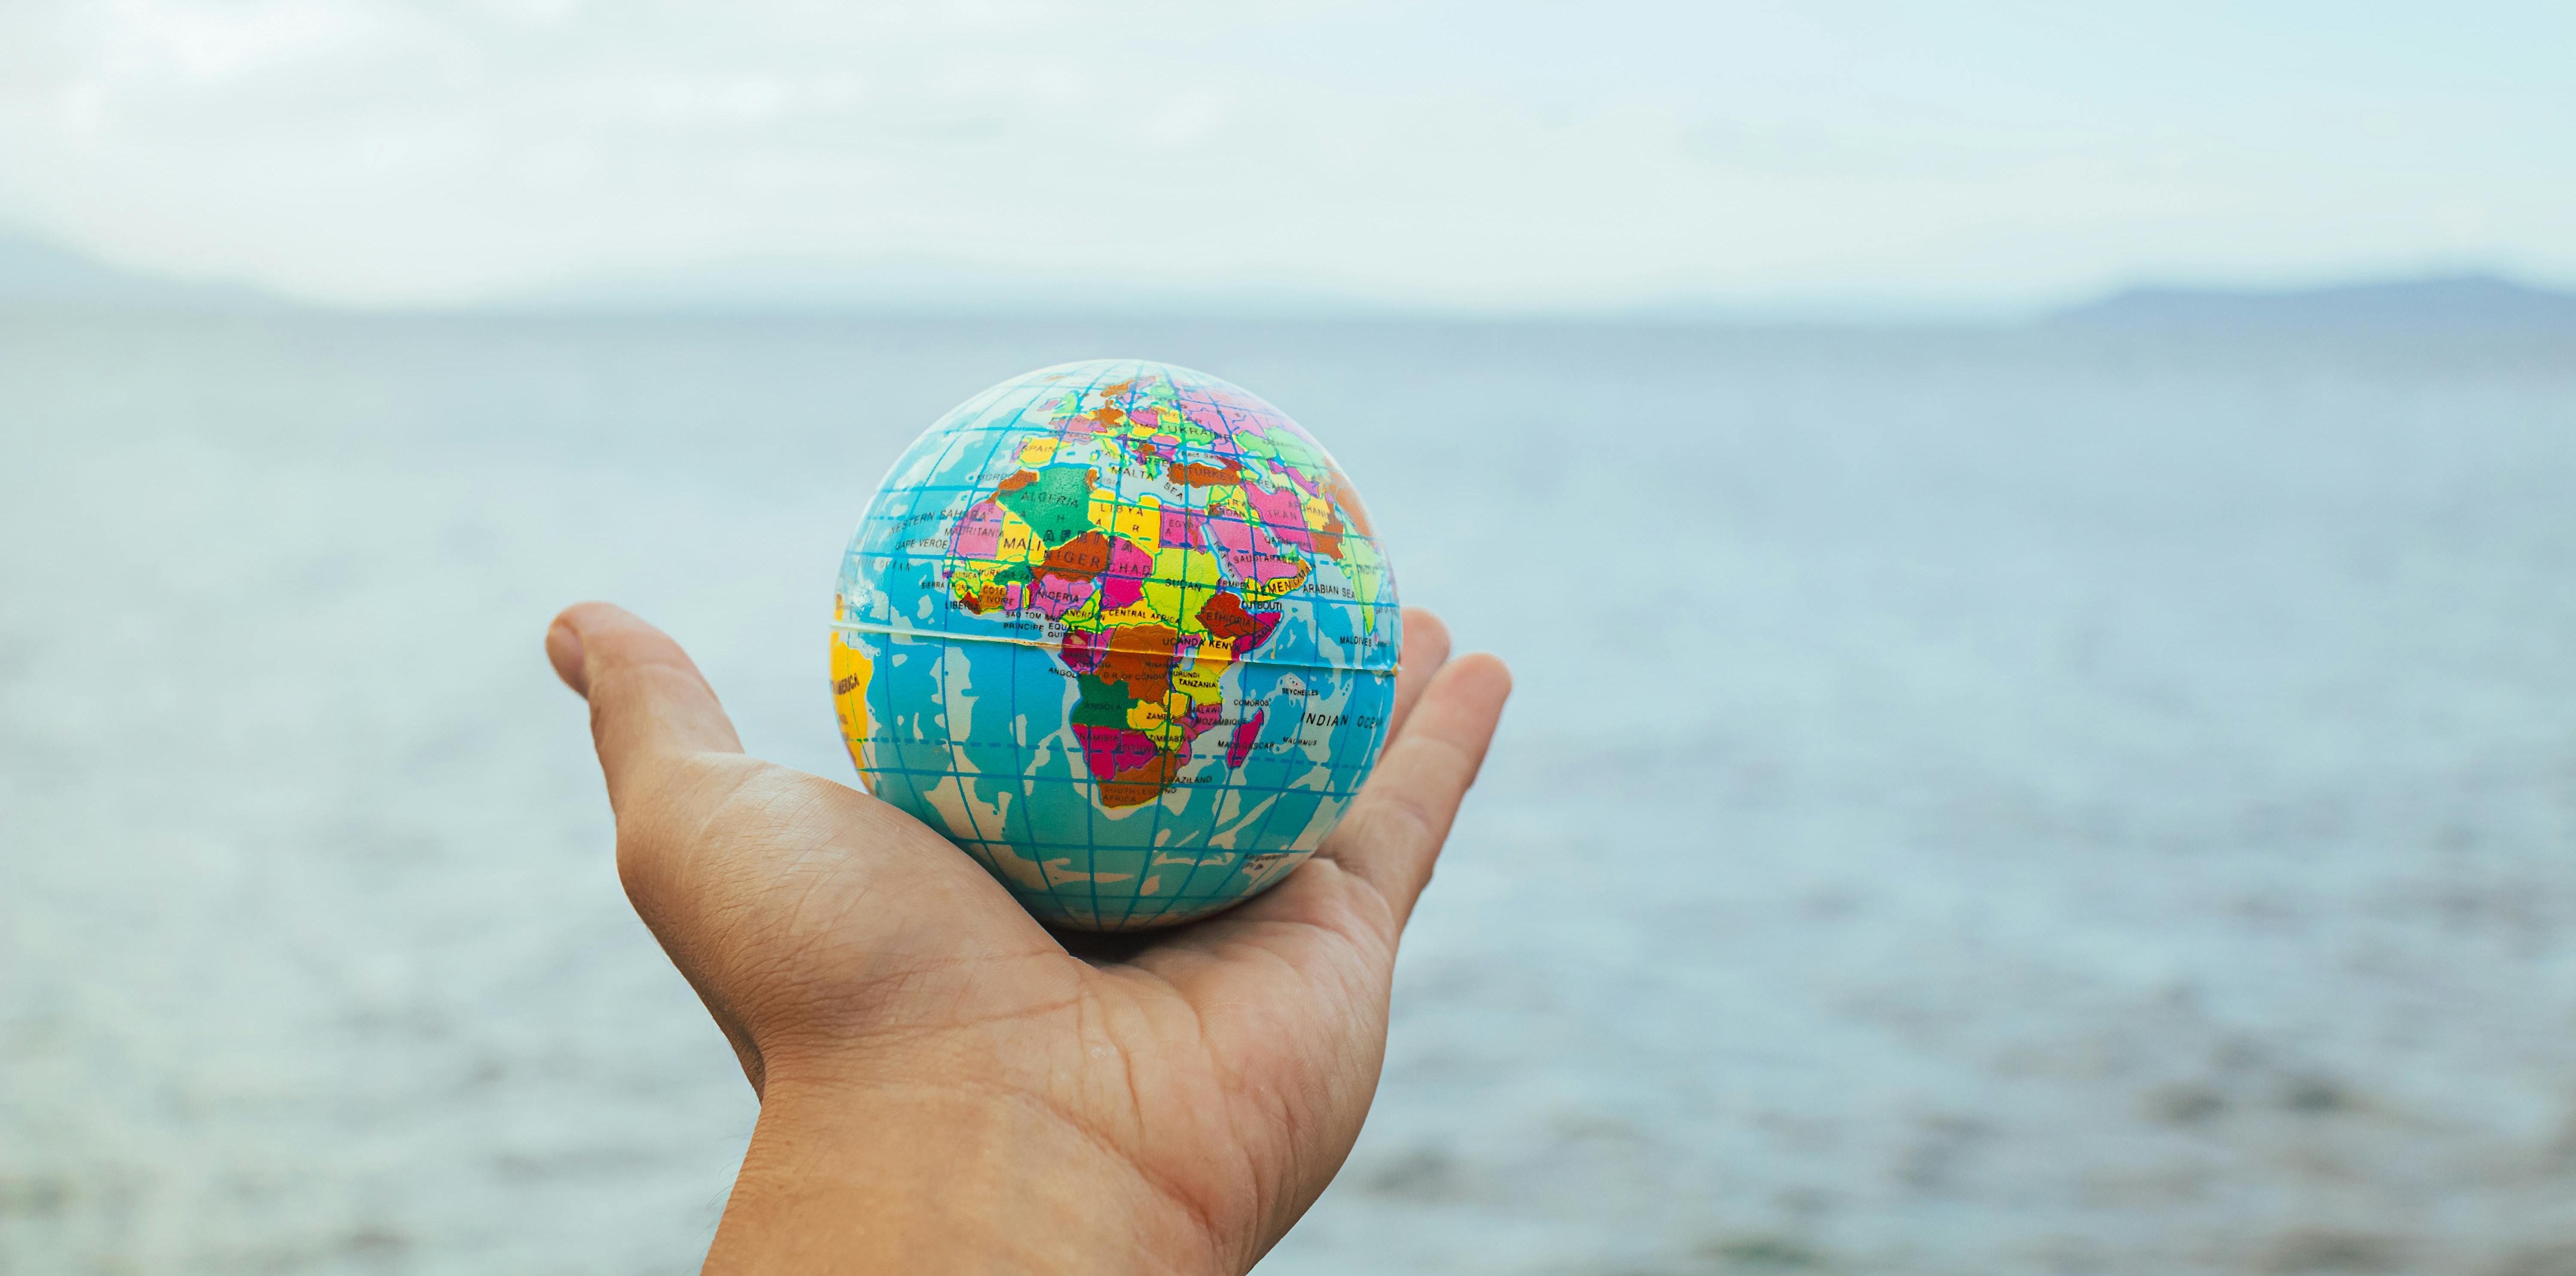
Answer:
top-left (544, 601), bottom-right (1512, 1274)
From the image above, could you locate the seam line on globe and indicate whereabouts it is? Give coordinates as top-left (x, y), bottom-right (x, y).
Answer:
top-left (827, 620), bottom-right (1397, 675)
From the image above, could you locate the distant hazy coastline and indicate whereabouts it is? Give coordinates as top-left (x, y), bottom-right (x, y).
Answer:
top-left (8, 228), bottom-right (2576, 328)
top-left (2053, 274), bottom-right (2576, 329)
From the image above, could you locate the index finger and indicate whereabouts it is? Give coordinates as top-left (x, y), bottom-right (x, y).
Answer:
top-left (1383, 607), bottom-right (1452, 741)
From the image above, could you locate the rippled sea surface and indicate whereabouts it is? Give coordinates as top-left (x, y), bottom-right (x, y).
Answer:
top-left (5, 312), bottom-right (2575, 1275)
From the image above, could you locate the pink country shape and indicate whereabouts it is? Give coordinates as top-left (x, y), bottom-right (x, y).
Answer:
top-left (1060, 628), bottom-right (1105, 673)
top-left (1206, 517), bottom-right (1304, 593)
top-left (1239, 482), bottom-right (1315, 553)
top-left (1175, 400), bottom-right (1239, 444)
top-left (1030, 572), bottom-right (1095, 619)
top-left (1098, 574), bottom-right (1145, 613)
top-left (1224, 708), bottom-right (1266, 769)
top-left (950, 500), bottom-right (1005, 558)
top-left (1073, 724), bottom-right (1158, 779)
top-left (1204, 512), bottom-right (1260, 583)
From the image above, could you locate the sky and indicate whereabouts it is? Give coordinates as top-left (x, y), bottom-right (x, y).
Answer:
top-left (1, 0), bottom-right (2571, 314)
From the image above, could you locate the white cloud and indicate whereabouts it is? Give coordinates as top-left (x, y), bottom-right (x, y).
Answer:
top-left (3, 0), bottom-right (2571, 310)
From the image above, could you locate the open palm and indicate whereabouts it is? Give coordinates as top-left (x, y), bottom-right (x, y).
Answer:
top-left (545, 601), bottom-right (1511, 1274)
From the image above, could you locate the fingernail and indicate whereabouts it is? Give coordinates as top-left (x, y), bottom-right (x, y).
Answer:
top-left (546, 618), bottom-right (588, 694)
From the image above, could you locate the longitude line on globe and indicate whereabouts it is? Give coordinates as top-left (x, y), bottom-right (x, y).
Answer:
top-left (1147, 371), bottom-right (1236, 917)
top-left (965, 395), bottom-right (1075, 897)
top-left (988, 401), bottom-right (1038, 879)
top-left (869, 441), bottom-right (944, 833)
top-left (1110, 360), bottom-right (1167, 930)
top-left (921, 396), bottom-right (1001, 872)
top-left (1222, 384), bottom-right (1309, 901)
top-left (1073, 359), bottom-right (1125, 929)
top-left (948, 406), bottom-right (1037, 886)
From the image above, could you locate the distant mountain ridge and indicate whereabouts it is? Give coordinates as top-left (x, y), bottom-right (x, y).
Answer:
top-left (506, 254), bottom-right (1397, 318)
top-left (9, 228), bottom-right (2573, 326)
top-left (0, 232), bottom-right (287, 310)
top-left (2054, 274), bottom-right (2576, 328)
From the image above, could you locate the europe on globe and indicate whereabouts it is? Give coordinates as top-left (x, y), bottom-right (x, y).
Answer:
top-left (831, 359), bottom-right (1400, 930)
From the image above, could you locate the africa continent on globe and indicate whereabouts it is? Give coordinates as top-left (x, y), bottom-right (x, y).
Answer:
top-left (831, 359), bottom-right (1399, 930)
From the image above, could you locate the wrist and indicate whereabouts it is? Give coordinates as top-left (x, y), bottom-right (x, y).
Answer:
top-left (703, 1072), bottom-right (1235, 1276)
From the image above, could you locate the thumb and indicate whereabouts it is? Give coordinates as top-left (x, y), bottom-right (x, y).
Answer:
top-left (546, 602), bottom-right (744, 809)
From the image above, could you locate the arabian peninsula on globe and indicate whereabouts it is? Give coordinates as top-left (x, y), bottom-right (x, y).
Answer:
top-left (831, 359), bottom-right (1400, 930)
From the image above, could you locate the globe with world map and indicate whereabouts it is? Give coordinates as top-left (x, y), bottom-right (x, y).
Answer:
top-left (831, 359), bottom-right (1400, 930)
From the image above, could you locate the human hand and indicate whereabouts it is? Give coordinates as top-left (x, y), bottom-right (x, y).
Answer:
top-left (544, 602), bottom-right (1510, 1275)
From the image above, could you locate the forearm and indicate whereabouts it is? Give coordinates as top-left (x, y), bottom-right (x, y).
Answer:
top-left (703, 1079), bottom-right (1233, 1276)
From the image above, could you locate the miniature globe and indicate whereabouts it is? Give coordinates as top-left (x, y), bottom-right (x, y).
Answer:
top-left (831, 359), bottom-right (1400, 930)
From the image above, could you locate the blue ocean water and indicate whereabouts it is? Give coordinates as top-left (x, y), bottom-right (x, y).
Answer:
top-left (3, 311), bottom-right (2575, 1274)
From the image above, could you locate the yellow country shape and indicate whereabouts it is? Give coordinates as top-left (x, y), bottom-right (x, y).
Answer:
top-left (1248, 561), bottom-right (1309, 599)
top-left (1099, 597), bottom-right (1163, 629)
top-left (829, 629), bottom-right (876, 795)
top-left (1113, 495), bottom-right (1162, 549)
top-left (997, 511), bottom-right (1041, 562)
top-left (1154, 546), bottom-right (1224, 587)
top-left (1172, 654), bottom-right (1225, 704)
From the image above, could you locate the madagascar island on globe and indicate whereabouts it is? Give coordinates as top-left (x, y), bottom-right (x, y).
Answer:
top-left (830, 359), bottom-right (1399, 930)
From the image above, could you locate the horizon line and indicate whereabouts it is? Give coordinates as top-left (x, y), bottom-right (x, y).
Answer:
top-left (4, 230), bottom-right (2573, 326)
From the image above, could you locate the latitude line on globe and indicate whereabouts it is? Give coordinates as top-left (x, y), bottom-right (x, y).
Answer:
top-left (828, 622), bottom-right (1399, 676)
